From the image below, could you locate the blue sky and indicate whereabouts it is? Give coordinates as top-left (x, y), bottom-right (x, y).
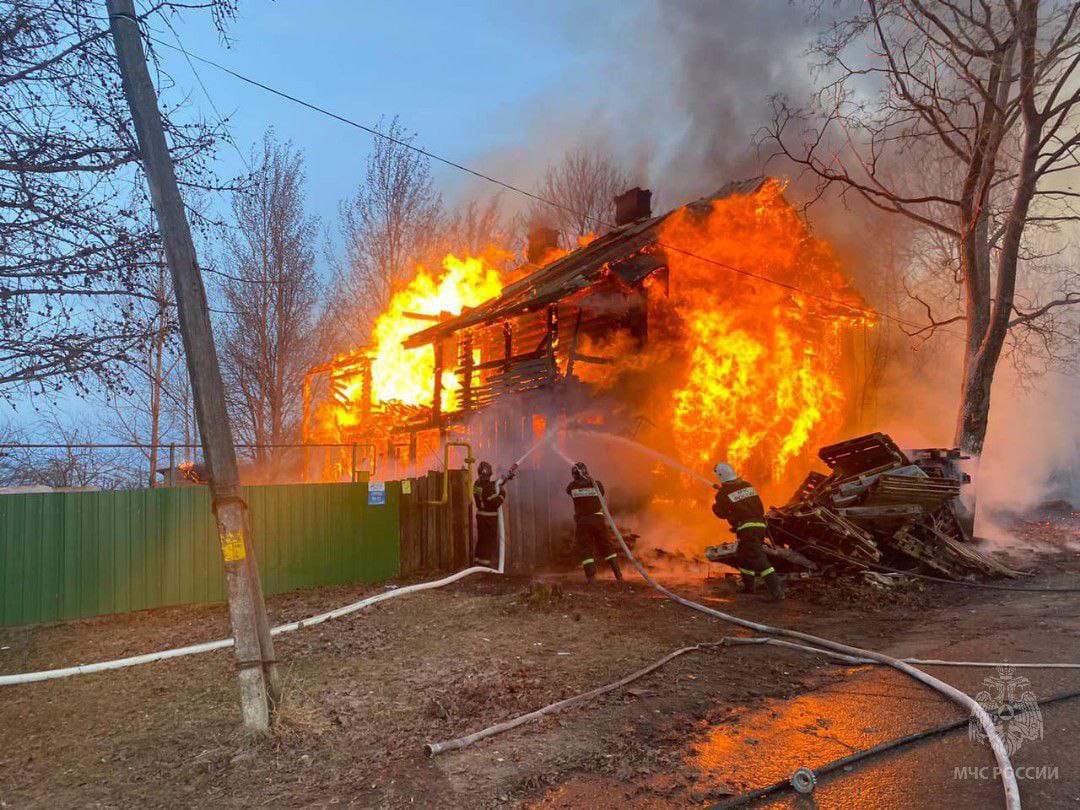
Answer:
top-left (13, 1), bottom-right (823, 434)
top-left (156, 0), bottom-right (649, 229)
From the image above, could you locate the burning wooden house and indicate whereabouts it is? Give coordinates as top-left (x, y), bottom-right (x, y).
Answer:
top-left (303, 178), bottom-right (873, 568)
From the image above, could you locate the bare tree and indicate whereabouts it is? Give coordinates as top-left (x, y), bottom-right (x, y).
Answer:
top-left (0, 417), bottom-right (129, 489)
top-left (526, 146), bottom-right (630, 245)
top-left (0, 0), bottom-right (235, 398)
top-left (218, 131), bottom-right (320, 470)
top-left (767, 0), bottom-right (1080, 455)
top-left (331, 116), bottom-right (443, 344)
top-left (441, 194), bottom-right (507, 256)
top-left (101, 261), bottom-right (187, 486)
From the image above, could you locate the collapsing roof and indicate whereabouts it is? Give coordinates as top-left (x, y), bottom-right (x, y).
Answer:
top-left (403, 177), bottom-right (771, 348)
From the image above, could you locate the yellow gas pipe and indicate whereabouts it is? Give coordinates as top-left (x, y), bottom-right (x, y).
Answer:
top-left (422, 441), bottom-right (475, 505)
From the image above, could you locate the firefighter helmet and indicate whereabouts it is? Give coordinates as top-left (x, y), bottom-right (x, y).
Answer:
top-left (571, 462), bottom-right (590, 480)
top-left (714, 462), bottom-right (737, 483)
top-left (477, 461), bottom-right (493, 480)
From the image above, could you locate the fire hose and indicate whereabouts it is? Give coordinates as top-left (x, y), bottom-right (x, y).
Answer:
top-left (711, 685), bottom-right (1080, 809)
top-left (0, 433), bottom-right (1061, 806)
top-left (0, 434), bottom-right (559, 689)
top-left (423, 633), bottom-right (1080, 756)
top-left (0, 564), bottom-right (501, 687)
top-left (588, 484), bottom-right (1023, 810)
top-left (426, 440), bottom-right (1027, 810)
top-left (867, 565), bottom-right (1080, 593)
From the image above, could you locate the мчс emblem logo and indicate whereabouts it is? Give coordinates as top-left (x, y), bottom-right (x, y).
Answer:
top-left (969, 666), bottom-right (1043, 755)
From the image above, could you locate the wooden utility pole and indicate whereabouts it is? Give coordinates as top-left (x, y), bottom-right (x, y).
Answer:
top-left (105, 0), bottom-right (279, 730)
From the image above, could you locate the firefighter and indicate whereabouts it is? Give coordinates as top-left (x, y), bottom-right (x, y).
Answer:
top-left (711, 462), bottom-right (785, 601)
top-left (566, 462), bottom-right (623, 583)
top-left (473, 461), bottom-right (516, 567)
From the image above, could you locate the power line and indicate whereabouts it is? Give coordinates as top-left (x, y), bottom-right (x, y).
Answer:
top-left (144, 35), bottom-right (969, 340)
top-left (24, 2), bottom-right (961, 341)
top-left (157, 11), bottom-right (253, 175)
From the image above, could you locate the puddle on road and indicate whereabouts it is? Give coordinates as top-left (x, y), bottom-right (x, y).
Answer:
top-left (685, 668), bottom-right (1002, 808)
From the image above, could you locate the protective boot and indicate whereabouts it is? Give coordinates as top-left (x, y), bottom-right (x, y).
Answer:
top-left (607, 556), bottom-right (624, 582)
top-left (582, 560), bottom-right (597, 583)
top-left (739, 572), bottom-right (756, 594)
top-left (763, 571), bottom-right (786, 602)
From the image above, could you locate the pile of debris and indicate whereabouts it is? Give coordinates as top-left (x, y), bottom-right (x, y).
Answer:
top-left (767, 433), bottom-right (1019, 580)
top-left (708, 432), bottom-right (1018, 581)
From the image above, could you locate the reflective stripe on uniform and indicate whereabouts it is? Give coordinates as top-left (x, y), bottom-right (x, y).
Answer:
top-left (760, 566), bottom-right (775, 577)
top-left (476, 510), bottom-right (499, 516)
top-left (581, 557), bottom-right (595, 565)
top-left (738, 568), bottom-right (755, 576)
top-left (571, 487), bottom-right (600, 498)
top-left (604, 553), bottom-right (618, 561)
top-left (728, 486), bottom-right (758, 503)
top-left (736, 521), bottom-right (768, 532)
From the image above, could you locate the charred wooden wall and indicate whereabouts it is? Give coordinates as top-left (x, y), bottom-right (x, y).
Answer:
top-left (470, 409), bottom-right (575, 573)
top-left (398, 469), bottom-right (472, 574)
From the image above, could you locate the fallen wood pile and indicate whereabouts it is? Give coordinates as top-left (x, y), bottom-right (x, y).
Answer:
top-left (765, 433), bottom-right (1019, 580)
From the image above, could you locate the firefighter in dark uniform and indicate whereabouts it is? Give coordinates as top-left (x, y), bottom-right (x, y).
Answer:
top-left (566, 462), bottom-right (623, 583)
top-left (473, 461), bottom-right (516, 567)
top-left (711, 462), bottom-right (784, 601)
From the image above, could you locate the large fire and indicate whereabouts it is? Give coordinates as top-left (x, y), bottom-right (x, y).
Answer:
top-left (361, 253), bottom-right (502, 409)
top-left (309, 179), bottom-right (868, 490)
top-left (312, 252), bottom-right (508, 438)
top-left (582, 179), bottom-right (868, 483)
top-left (663, 183), bottom-right (866, 478)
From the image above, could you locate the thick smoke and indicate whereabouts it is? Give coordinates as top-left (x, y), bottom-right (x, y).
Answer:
top-left (871, 331), bottom-right (1079, 545)
top-left (454, 2), bottom-right (825, 214)
top-left (450, 2), bottom-right (1078, 552)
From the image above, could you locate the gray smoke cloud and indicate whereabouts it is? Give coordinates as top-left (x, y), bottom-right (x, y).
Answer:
top-left (454, 1), bottom-right (827, 213)
top-left (452, 0), bottom-right (1078, 534)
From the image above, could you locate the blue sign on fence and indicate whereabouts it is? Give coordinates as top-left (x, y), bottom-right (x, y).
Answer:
top-left (367, 481), bottom-right (386, 506)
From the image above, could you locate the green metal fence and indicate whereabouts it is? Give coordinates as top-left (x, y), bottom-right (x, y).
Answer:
top-left (0, 481), bottom-right (401, 627)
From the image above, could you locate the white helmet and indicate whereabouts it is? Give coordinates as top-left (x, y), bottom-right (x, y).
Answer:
top-left (714, 462), bottom-right (737, 483)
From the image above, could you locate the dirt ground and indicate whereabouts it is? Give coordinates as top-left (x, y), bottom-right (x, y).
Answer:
top-left (2, 510), bottom-right (1078, 808)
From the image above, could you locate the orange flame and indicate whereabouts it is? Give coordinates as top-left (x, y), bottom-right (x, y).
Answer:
top-left (313, 251), bottom-right (509, 439)
top-left (310, 180), bottom-right (868, 491)
top-left (583, 179), bottom-right (868, 482)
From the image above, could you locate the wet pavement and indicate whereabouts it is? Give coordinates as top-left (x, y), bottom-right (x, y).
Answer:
top-left (684, 581), bottom-right (1080, 808)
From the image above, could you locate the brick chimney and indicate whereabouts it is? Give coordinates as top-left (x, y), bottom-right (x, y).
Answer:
top-left (527, 226), bottom-right (560, 264)
top-left (614, 187), bottom-right (652, 226)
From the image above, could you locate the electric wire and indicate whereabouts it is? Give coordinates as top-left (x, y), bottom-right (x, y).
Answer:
top-left (138, 35), bottom-right (971, 341)
top-left (25, 1), bottom-right (969, 340)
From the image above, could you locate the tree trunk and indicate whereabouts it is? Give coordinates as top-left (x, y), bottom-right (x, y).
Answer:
top-left (955, 347), bottom-right (997, 456)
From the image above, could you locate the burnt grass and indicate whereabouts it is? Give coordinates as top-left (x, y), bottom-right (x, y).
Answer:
top-left (1, 513), bottom-right (1077, 808)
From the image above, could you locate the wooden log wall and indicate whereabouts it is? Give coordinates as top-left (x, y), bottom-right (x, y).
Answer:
top-left (471, 408), bottom-right (575, 573)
